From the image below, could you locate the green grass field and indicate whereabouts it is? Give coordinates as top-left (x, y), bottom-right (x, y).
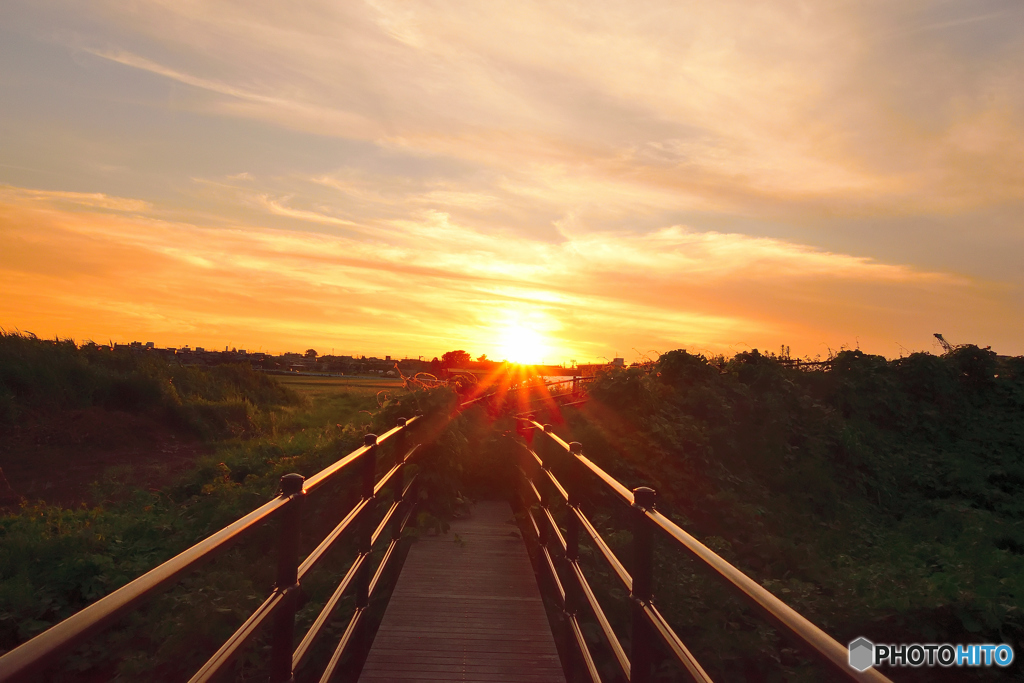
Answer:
top-left (0, 342), bottom-right (448, 679)
top-left (274, 375), bottom-right (409, 432)
top-left (275, 374), bottom-right (404, 397)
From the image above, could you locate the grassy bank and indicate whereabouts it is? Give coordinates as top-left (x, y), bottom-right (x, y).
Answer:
top-left (0, 334), bottom-right (456, 680)
top-left (0, 332), bottom-right (299, 438)
top-left (552, 347), bottom-right (1024, 681)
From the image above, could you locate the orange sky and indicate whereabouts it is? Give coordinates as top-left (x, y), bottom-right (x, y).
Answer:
top-left (1, 1), bottom-right (1023, 362)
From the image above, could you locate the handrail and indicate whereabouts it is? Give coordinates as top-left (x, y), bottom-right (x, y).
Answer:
top-left (0, 494), bottom-right (294, 682)
top-left (514, 418), bottom-right (893, 683)
top-left (0, 415), bottom-right (424, 683)
top-left (459, 374), bottom-right (594, 408)
top-left (645, 508), bottom-right (866, 680)
top-left (569, 560), bottom-right (630, 679)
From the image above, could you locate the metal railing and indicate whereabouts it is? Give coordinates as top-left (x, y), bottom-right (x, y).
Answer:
top-left (513, 418), bottom-right (892, 683)
top-left (459, 374), bottom-right (595, 410)
top-left (0, 416), bottom-right (425, 683)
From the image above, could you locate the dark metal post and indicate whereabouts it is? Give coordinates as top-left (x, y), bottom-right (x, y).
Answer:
top-left (565, 442), bottom-right (582, 562)
top-left (538, 425), bottom-right (553, 548)
top-left (269, 473), bottom-right (305, 683)
top-left (394, 417), bottom-right (408, 469)
top-left (393, 419), bottom-right (406, 541)
top-left (524, 414), bottom-right (537, 450)
top-left (541, 424), bottom-right (554, 465)
top-left (630, 487), bottom-right (656, 683)
top-left (562, 442), bottom-right (583, 683)
top-left (355, 434), bottom-right (377, 609)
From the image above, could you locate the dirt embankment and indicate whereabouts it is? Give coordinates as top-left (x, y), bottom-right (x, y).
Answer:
top-left (0, 407), bottom-right (207, 511)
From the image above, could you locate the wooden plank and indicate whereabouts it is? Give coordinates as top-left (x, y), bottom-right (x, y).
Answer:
top-left (359, 501), bottom-right (565, 682)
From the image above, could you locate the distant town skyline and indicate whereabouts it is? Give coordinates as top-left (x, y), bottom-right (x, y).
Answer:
top-left (2, 2), bottom-right (1023, 360)
top-left (17, 335), bottom-right (611, 367)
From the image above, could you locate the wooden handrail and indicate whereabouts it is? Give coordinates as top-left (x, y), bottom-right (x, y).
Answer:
top-left (0, 416), bottom-right (424, 683)
top-left (514, 418), bottom-right (893, 683)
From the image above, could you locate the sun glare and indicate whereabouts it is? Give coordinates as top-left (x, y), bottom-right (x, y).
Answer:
top-left (497, 325), bottom-right (550, 365)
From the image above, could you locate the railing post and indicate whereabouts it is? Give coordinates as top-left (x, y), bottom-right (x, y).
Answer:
top-left (393, 419), bottom-right (407, 541)
top-left (394, 417), bottom-right (408, 469)
top-left (565, 442), bottom-right (582, 562)
top-left (355, 434), bottom-right (378, 609)
top-left (630, 486), bottom-right (656, 683)
top-left (269, 473), bottom-right (305, 683)
top-left (524, 414), bottom-right (537, 450)
top-left (563, 442), bottom-right (583, 683)
top-left (538, 425), bottom-right (553, 548)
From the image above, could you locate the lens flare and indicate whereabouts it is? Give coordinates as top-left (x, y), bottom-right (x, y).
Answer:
top-left (496, 324), bottom-right (549, 364)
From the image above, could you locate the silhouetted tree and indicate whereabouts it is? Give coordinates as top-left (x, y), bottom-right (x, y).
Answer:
top-left (304, 348), bottom-right (318, 359)
top-left (441, 350), bottom-right (471, 368)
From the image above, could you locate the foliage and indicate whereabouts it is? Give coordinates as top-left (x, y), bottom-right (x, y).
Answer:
top-left (440, 350), bottom-right (471, 368)
top-left (0, 332), bottom-right (300, 437)
top-left (561, 346), bottom-right (1024, 681)
top-left (0, 336), bottom-right (462, 680)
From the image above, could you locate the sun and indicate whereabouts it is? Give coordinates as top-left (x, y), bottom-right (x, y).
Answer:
top-left (496, 324), bottom-right (550, 365)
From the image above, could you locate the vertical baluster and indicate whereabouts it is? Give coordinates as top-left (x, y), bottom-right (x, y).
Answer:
top-left (565, 442), bottom-right (582, 561)
top-left (524, 414), bottom-right (537, 451)
top-left (537, 426), bottom-right (551, 548)
top-left (563, 442), bottom-right (583, 683)
top-left (392, 419), bottom-right (407, 542)
top-left (269, 473), bottom-right (305, 683)
top-left (354, 434), bottom-right (378, 609)
top-left (393, 417), bottom-right (407, 469)
top-left (630, 486), bottom-right (656, 683)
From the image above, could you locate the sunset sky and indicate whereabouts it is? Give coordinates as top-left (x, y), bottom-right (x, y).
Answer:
top-left (1, 1), bottom-right (1022, 363)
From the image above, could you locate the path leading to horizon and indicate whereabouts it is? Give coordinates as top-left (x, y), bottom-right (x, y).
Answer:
top-left (359, 500), bottom-right (565, 682)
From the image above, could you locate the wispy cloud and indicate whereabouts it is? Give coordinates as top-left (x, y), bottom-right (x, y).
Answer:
top-left (2, 185), bottom-right (1013, 359)
top-left (1, 1), bottom-right (1022, 356)
top-left (3, 186), bottom-right (152, 212)
top-left (69, 1), bottom-right (1023, 216)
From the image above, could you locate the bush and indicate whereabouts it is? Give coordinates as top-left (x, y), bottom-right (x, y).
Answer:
top-left (558, 346), bottom-right (1024, 681)
top-left (0, 332), bottom-right (299, 437)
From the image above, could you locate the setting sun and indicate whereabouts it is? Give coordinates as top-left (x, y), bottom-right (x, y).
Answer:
top-left (496, 325), bottom-right (550, 365)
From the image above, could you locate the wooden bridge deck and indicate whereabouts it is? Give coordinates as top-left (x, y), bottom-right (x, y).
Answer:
top-left (359, 500), bottom-right (565, 682)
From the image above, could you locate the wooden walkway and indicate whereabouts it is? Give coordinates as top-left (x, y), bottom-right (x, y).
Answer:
top-left (359, 500), bottom-right (565, 682)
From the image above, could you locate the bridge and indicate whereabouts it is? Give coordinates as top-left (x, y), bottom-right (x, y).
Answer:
top-left (0, 385), bottom-right (893, 683)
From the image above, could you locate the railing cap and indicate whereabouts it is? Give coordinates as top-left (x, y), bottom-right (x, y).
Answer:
top-left (543, 424), bottom-right (553, 433)
top-left (280, 473), bottom-right (305, 495)
top-left (632, 486), bottom-right (656, 510)
top-left (569, 441), bottom-right (582, 454)
top-left (397, 417), bottom-right (407, 426)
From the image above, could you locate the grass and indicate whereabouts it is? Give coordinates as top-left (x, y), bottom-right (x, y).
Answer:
top-left (0, 337), bottom-right (454, 680)
top-left (276, 375), bottom-right (405, 397)
top-left (0, 332), bottom-right (300, 438)
top-left (19, 337), bottom-right (1020, 680)
top-left (552, 347), bottom-right (1024, 682)
top-left (271, 376), bottom-right (407, 435)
